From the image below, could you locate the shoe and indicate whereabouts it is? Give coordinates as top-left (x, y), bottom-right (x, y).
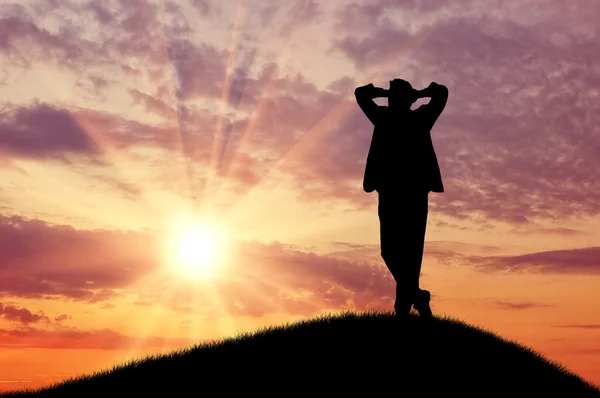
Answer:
top-left (413, 289), bottom-right (432, 319)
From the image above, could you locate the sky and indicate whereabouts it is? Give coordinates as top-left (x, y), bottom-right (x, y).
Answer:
top-left (0, 0), bottom-right (599, 391)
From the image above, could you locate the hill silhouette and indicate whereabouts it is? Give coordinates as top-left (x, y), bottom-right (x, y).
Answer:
top-left (3, 312), bottom-right (599, 397)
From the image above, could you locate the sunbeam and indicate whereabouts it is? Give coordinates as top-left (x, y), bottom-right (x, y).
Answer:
top-left (157, 2), bottom-right (196, 213)
top-left (201, 0), bottom-right (249, 218)
top-left (6, 45), bottom-right (160, 225)
top-left (123, 270), bottom-right (184, 361)
top-left (215, 0), bottom-right (313, 185)
top-left (220, 22), bottom-right (438, 224)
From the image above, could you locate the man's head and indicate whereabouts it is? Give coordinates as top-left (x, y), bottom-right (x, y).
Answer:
top-left (388, 78), bottom-right (417, 110)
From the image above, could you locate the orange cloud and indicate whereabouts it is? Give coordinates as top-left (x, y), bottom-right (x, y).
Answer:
top-left (0, 326), bottom-right (194, 350)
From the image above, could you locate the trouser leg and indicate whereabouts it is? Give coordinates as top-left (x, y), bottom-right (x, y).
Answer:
top-left (378, 190), bottom-right (429, 313)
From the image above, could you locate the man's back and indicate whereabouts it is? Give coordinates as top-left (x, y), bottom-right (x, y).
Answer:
top-left (366, 105), bottom-right (444, 193)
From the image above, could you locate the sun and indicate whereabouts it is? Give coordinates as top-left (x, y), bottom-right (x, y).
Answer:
top-left (165, 218), bottom-right (229, 279)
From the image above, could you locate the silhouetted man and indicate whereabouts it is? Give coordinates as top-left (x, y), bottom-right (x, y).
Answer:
top-left (355, 78), bottom-right (448, 319)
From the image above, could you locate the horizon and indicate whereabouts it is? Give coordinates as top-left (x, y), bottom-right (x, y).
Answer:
top-left (1, 0), bottom-right (599, 392)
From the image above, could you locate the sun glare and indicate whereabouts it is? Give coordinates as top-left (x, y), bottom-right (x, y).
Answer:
top-left (165, 217), bottom-right (229, 279)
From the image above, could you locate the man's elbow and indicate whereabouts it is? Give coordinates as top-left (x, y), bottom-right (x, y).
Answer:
top-left (436, 84), bottom-right (449, 97)
top-left (430, 85), bottom-right (448, 104)
top-left (354, 84), bottom-right (374, 97)
top-left (354, 86), bottom-right (367, 99)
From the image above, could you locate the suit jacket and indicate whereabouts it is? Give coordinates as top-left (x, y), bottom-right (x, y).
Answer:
top-left (355, 84), bottom-right (448, 194)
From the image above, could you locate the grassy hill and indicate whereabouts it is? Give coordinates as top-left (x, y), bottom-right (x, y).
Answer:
top-left (2, 311), bottom-right (599, 397)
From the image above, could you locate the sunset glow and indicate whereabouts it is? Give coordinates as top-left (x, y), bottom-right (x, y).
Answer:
top-left (0, 0), bottom-right (599, 393)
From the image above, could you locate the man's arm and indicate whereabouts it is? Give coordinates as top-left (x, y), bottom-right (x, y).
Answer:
top-left (415, 82), bottom-right (449, 126)
top-left (354, 83), bottom-right (387, 125)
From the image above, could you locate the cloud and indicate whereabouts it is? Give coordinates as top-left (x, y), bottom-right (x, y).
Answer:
top-left (190, 0), bottom-right (212, 16)
top-left (0, 101), bottom-right (182, 163)
top-left (0, 12), bottom-right (104, 69)
top-left (54, 314), bottom-right (70, 322)
top-left (0, 1), bottom-right (213, 92)
top-left (87, 174), bottom-right (143, 201)
top-left (165, 39), bottom-right (229, 102)
top-left (329, 1), bottom-right (600, 224)
top-left (147, 239), bottom-right (396, 318)
top-left (521, 227), bottom-right (589, 237)
top-left (0, 326), bottom-right (194, 350)
top-left (494, 300), bottom-right (553, 310)
top-left (0, 76), bottom-right (361, 204)
top-left (0, 214), bottom-right (595, 319)
top-left (337, 242), bottom-right (600, 276)
top-left (3, 0), bottom-right (600, 230)
top-left (466, 246), bottom-right (600, 274)
top-left (0, 214), bottom-right (397, 316)
top-left (555, 324), bottom-right (600, 330)
top-left (277, 0), bottom-right (323, 39)
top-left (0, 103), bottom-right (100, 161)
top-left (332, 24), bottom-right (420, 71)
top-left (0, 2), bottom-right (367, 209)
top-left (0, 215), bottom-right (161, 302)
top-left (128, 89), bottom-right (177, 119)
top-left (0, 303), bottom-right (50, 325)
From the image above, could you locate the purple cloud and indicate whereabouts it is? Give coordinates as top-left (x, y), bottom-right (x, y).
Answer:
top-left (467, 247), bottom-right (600, 274)
top-left (2, 0), bottom-right (600, 230)
top-left (330, 1), bottom-right (600, 224)
top-left (0, 103), bottom-right (100, 160)
top-left (0, 215), bottom-right (396, 316)
top-left (0, 303), bottom-right (50, 325)
top-left (0, 215), bottom-right (161, 302)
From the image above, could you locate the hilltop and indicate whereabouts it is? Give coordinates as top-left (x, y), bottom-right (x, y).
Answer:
top-left (3, 312), bottom-right (599, 397)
